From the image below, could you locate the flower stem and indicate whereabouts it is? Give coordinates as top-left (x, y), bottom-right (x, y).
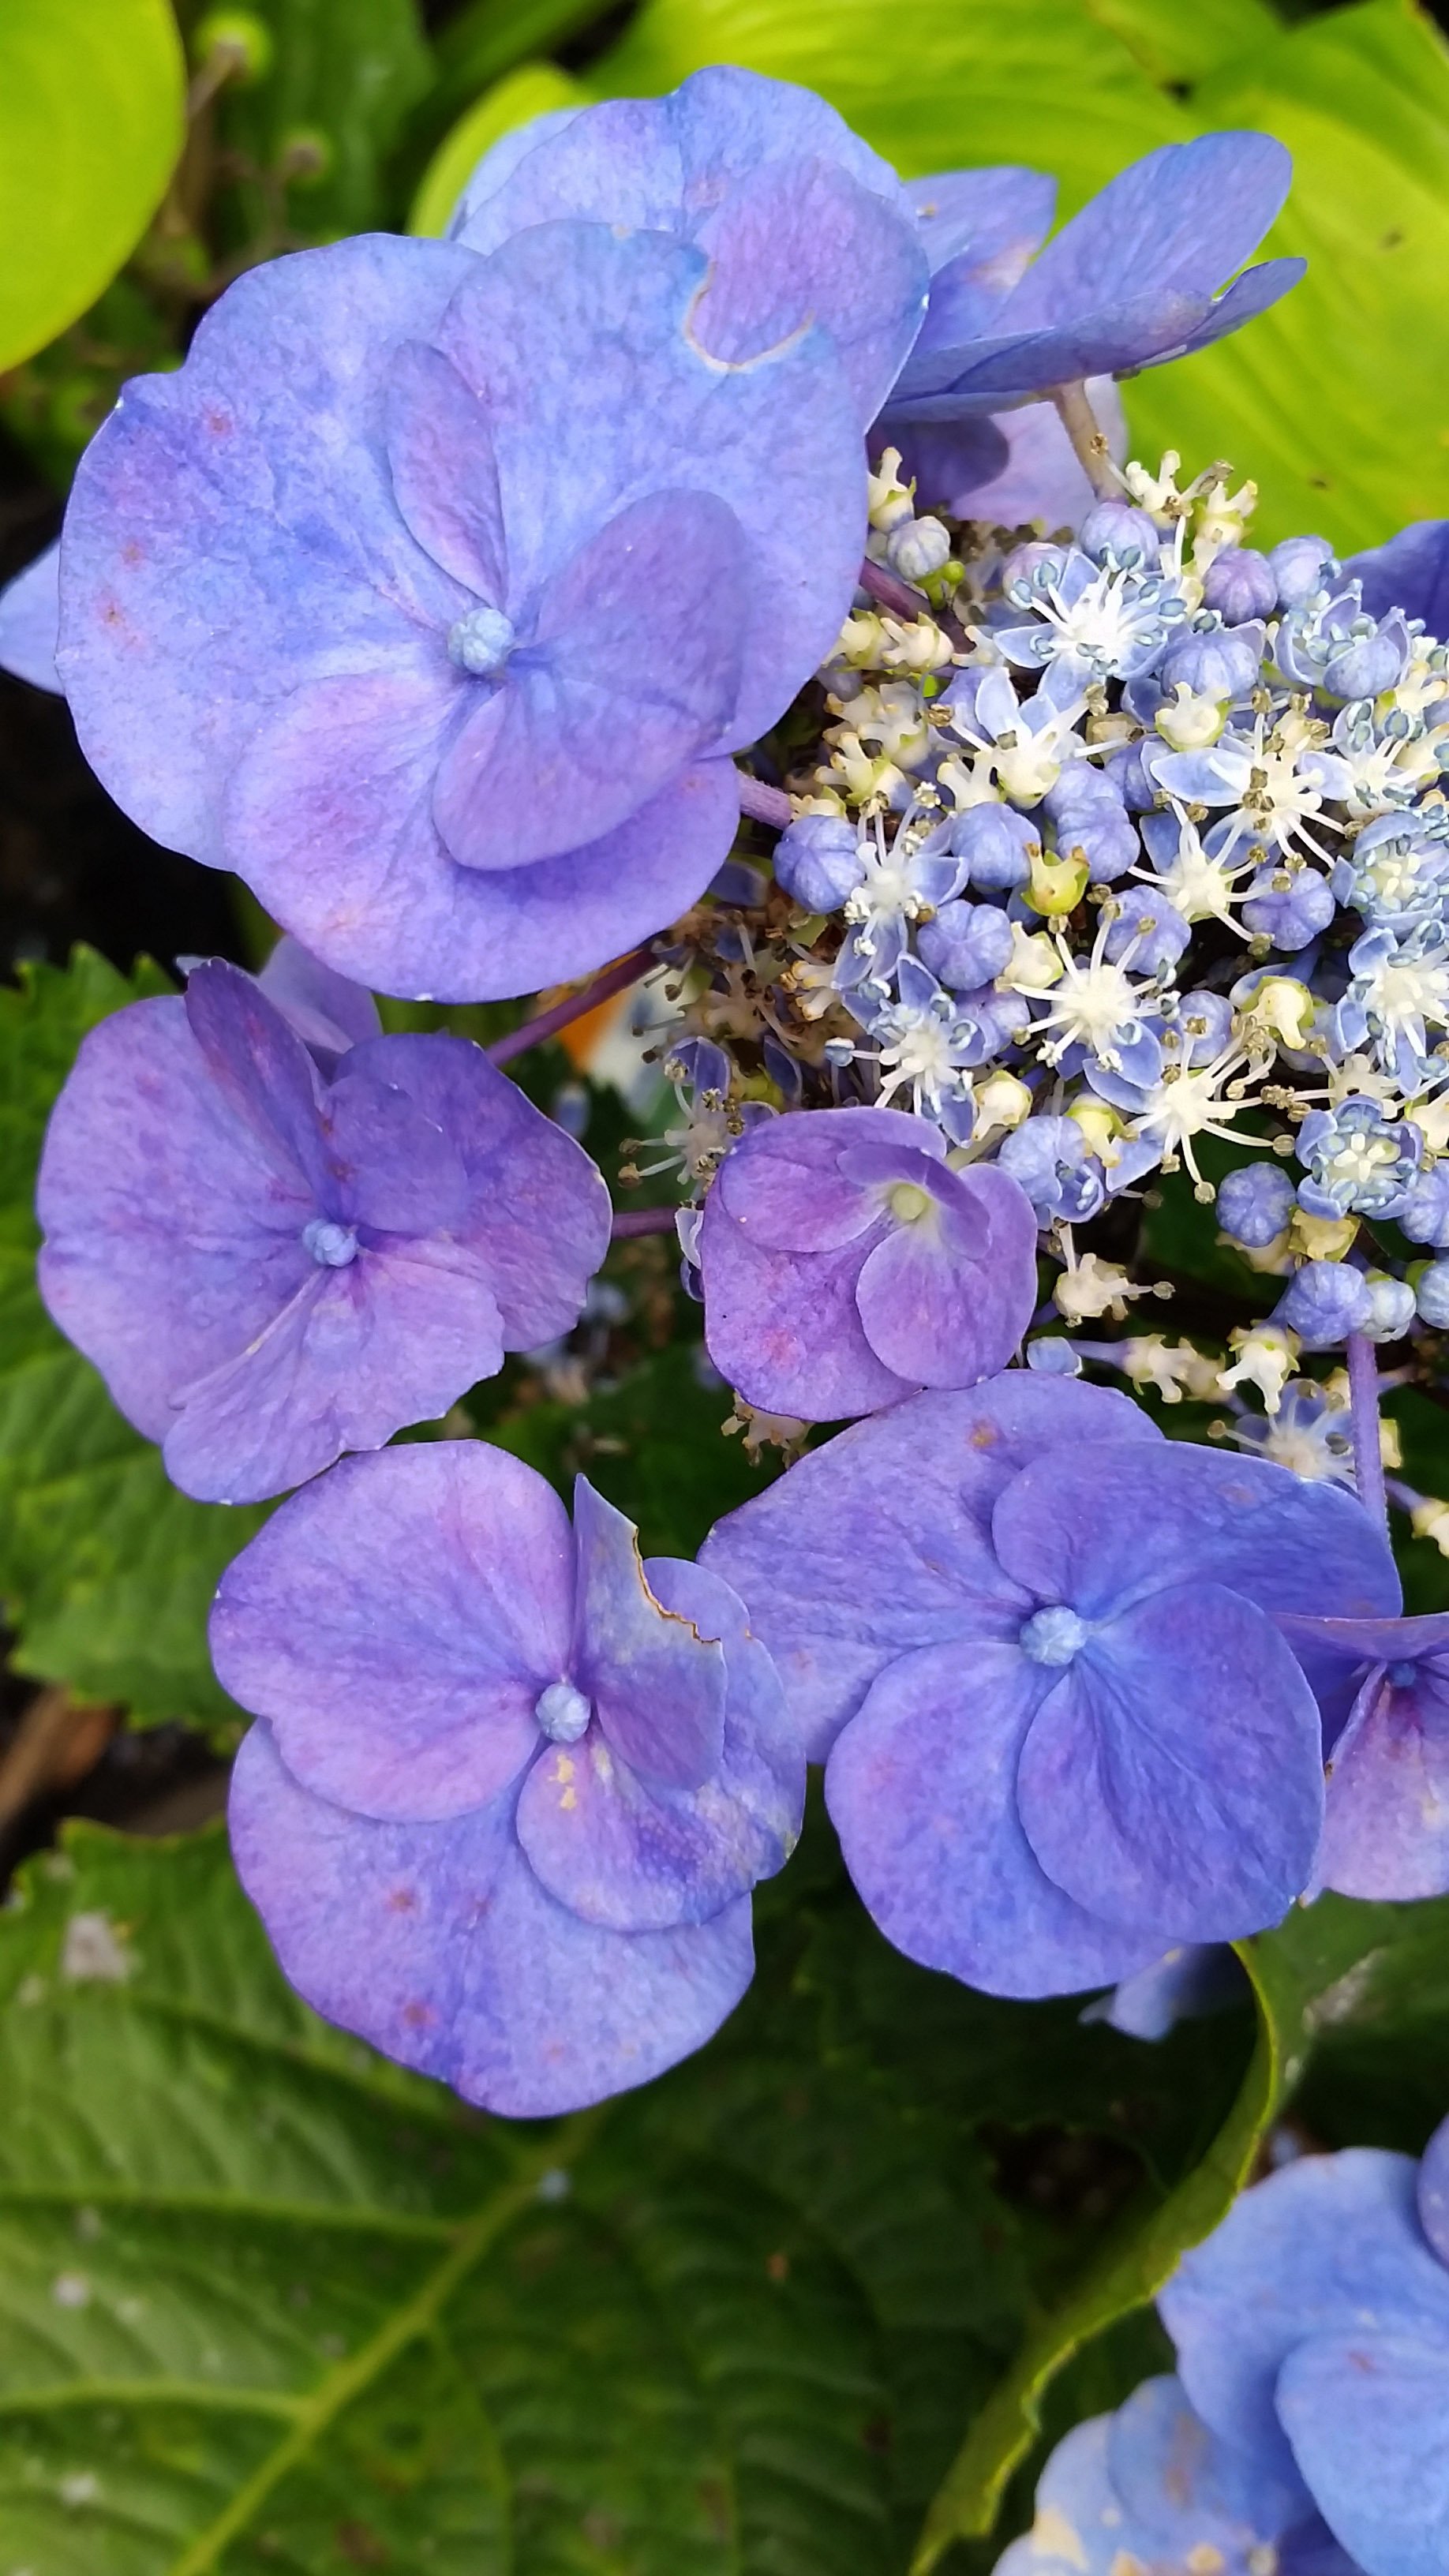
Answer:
top-left (611, 1207), bottom-right (680, 1238)
top-left (485, 945), bottom-right (659, 1068)
top-left (1048, 380), bottom-right (1119, 501)
top-left (858, 554), bottom-right (928, 618)
top-left (1346, 1330), bottom-right (1390, 1533)
top-left (736, 770), bottom-right (792, 829)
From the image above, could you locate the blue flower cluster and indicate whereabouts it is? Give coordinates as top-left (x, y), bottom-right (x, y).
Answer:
top-left (6, 66), bottom-right (1449, 2120)
top-left (1002, 2111), bottom-right (1449, 2576)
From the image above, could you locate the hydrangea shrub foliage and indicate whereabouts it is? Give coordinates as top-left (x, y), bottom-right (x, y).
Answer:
top-left (3, 28), bottom-right (1449, 2576)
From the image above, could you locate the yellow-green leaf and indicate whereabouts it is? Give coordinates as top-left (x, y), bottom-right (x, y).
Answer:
top-left (0, 0), bottom-right (185, 373)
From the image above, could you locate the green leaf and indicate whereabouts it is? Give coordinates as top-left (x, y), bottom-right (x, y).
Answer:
top-left (1080, 0), bottom-right (1281, 88)
top-left (0, 1818), bottom-right (1035, 2575)
top-left (213, 0), bottom-right (433, 242)
top-left (1126, 0), bottom-right (1449, 549)
top-left (0, 951), bottom-right (267, 1727)
top-left (429, 0), bottom-right (607, 129)
top-left (0, 0), bottom-right (185, 372)
top-left (410, 60), bottom-right (590, 239)
top-left (912, 1889), bottom-right (1449, 2567)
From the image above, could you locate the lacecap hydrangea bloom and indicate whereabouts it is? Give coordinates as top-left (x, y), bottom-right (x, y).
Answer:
top-left (54, 209), bottom-right (878, 1001)
top-left (38, 946), bottom-right (608, 1502)
top-left (214, 1446), bottom-right (803, 2115)
top-left (702, 1374), bottom-right (1398, 1995)
top-left (1001, 2114), bottom-right (1449, 2574)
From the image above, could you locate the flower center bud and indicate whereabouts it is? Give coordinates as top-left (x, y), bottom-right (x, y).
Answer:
top-left (302, 1218), bottom-right (358, 1267)
top-left (1019, 1605), bottom-right (1090, 1666)
top-left (534, 1680), bottom-right (591, 1743)
top-left (886, 1181), bottom-right (933, 1226)
top-left (447, 605), bottom-right (516, 678)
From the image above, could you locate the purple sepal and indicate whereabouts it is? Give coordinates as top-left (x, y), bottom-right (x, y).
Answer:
top-left (0, 539), bottom-right (62, 691)
top-left (219, 1443), bottom-right (802, 2114)
top-left (1347, 519), bottom-right (1449, 636)
top-left (37, 963), bottom-right (609, 1502)
top-left (698, 1106), bottom-right (1039, 1421)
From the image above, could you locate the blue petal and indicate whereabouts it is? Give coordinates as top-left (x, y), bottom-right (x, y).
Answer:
top-left (0, 538), bottom-right (61, 691)
top-left (1348, 519), bottom-right (1449, 635)
top-left (1276, 2327), bottom-right (1449, 2576)
top-left (1161, 2148), bottom-right (1449, 2484)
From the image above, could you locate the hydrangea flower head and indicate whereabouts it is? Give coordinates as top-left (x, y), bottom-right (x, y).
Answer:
top-left (447, 65), bottom-right (930, 426)
top-left (994, 2372), bottom-right (1347, 2576)
top-left (58, 218), bottom-right (871, 999)
top-left (216, 1445), bottom-right (803, 2115)
top-left (697, 1105), bottom-right (1039, 1418)
top-left (1160, 2115), bottom-right (1449, 2576)
top-left (886, 133), bottom-right (1303, 421)
top-left (702, 1375), bottom-right (1398, 1997)
top-left (38, 954), bottom-right (608, 1502)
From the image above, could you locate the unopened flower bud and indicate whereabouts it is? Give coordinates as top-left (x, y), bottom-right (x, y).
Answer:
top-left (867, 446), bottom-right (914, 532)
top-left (1202, 546), bottom-right (1276, 623)
top-left (1270, 534), bottom-right (1337, 610)
top-left (1416, 1257), bottom-right (1449, 1327)
top-left (886, 515), bottom-right (951, 582)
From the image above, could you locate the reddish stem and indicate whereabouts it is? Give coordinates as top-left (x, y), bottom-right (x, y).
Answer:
top-left (858, 555), bottom-right (929, 618)
top-left (486, 945), bottom-right (657, 1068)
top-left (611, 1207), bottom-right (680, 1238)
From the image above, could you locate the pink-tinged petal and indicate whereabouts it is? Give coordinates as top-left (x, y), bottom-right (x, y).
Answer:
top-left (58, 234), bottom-right (478, 864)
top-left (1316, 1662), bottom-right (1449, 1901)
top-left (852, 1162), bottom-right (1038, 1388)
top-left (517, 1552), bottom-right (800, 1934)
top-left (1160, 2147), bottom-right (1449, 2485)
top-left (385, 339), bottom-right (506, 601)
top-left (1277, 2329), bottom-right (1449, 2576)
top-left (432, 488), bottom-right (746, 872)
top-left (36, 995), bottom-right (314, 1443)
top-left (1016, 1582), bottom-right (1324, 1942)
top-left (826, 1641), bottom-right (1161, 1997)
top-left (571, 1477), bottom-right (726, 1792)
top-left (434, 220), bottom-right (864, 751)
top-left (230, 1724), bottom-right (755, 2116)
top-left (909, 166), bottom-right (1055, 290)
top-left (350, 1030), bottom-right (611, 1346)
top-left (692, 155), bottom-right (927, 423)
top-left (321, 1066), bottom-right (470, 1233)
top-left (211, 1443), bottom-right (572, 1819)
top-left (225, 664), bottom-right (738, 1002)
top-left (163, 1234), bottom-right (507, 1503)
top-left (699, 1182), bottom-right (908, 1420)
top-left (991, 1442), bottom-right (1402, 1628)
top-left (701, 1376), bottom-right (1160, 1761)
top-left (183, 960), bottom-right (330, 1197)
top-left (255, 934), bottom-right (381, 1060)
top-left (714, 1106), bottom-right (939, 1250)
top-left (0, 539), bottom-right (62, 690)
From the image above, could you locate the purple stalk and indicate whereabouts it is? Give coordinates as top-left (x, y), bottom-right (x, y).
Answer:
top-left (1346, 1330), bottom-right (1390, 1533)
top-left (611, 1207), bottom-right (680, 1238)
top-left (486, 945), bottom-right (658, 1068)
top-left (736, 770), bottom-right (792, 829)
top-left (858, 555), bottom-right (928, 618)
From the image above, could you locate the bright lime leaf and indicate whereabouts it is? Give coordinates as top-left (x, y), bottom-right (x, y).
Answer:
top-left (912, 1889), bottom-right (1449, 2567)
top-left (0, 1818), bottom-right (1031, 2575)
top-left (0, 0), bottom-right (185, 372)
top-left (0, 951), bottom-right (267, 1728)
top-left (410, 59), bottom-right (590, 238)
top-left (429, 0), bottom-right (606, 129)
top-left (1082, 0), bottom-right (1281, 87)
top-left (1129, 0), bottom-right (1449, 547)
